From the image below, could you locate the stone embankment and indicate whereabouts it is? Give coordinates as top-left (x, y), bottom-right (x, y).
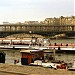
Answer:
top-left (0, 63), bottom-right (75, 75)
top-left (6, 33), bottom-right (44, 38)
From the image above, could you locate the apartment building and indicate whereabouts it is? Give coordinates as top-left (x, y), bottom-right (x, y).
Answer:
top-left (43, 16), bottom-right (75, 25)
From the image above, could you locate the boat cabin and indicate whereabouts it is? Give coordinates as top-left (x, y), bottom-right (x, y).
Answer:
top-left (20, 49), bottom-right (44, 65)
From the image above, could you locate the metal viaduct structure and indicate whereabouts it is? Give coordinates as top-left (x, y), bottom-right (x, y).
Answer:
top-left (0, 24), bottom-right (75, 37)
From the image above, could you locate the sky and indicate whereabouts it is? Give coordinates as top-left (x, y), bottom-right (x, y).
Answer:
top-left (0, 0), bottom-right (74, 24)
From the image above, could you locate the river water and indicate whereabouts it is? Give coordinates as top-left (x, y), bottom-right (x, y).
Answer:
top-left (0, 39), bottom-right (75, 64)
top-left (1, 49), bottom-right (21, 64)
top-left (50, 39), bottom-right (75, 44)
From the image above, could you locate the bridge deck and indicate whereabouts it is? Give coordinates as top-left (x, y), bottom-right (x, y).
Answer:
top-left (0, 24), bottom-right (75, 37)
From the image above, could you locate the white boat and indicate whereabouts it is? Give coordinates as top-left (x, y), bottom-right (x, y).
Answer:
top-left (59, 47), bottom-right (75, 51)
top-left (32, 46), bottom-right (48, 50)
top-left (41, 63), bottom-right (60, 69)
top-left (30, 60), bottom-right (60, 69)
top-left (48, 46), bottom-right (75, 51)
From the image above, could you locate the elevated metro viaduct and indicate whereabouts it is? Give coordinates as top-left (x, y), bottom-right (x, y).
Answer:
top-left (0, 24), bottom-right (75, 37)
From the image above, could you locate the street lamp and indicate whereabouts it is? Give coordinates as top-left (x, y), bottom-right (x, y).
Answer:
top-left (29, 31), bottom-right (32, 38)
top-left (29, 31), bottom-right (32, 34)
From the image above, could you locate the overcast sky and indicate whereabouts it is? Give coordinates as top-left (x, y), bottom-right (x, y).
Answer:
top-left (0, 0), bottom-right (74, 23)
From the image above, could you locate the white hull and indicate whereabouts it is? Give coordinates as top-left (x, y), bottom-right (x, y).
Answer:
top-left (49, 46), bottom-right (75, 51)
top-left (60, 47), bottom-right (75, 51)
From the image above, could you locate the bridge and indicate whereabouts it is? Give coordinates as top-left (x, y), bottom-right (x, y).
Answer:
top-left (0, 24), bottom-right (75, 37)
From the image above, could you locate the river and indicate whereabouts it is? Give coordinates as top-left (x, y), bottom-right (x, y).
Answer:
top-left (50, 39), bottom-right (75, 44)
top-left (0, 39), bottom-right (75, 64)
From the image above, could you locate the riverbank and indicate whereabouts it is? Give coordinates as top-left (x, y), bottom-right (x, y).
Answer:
top-left (0, 63), bottom-right (75, 75)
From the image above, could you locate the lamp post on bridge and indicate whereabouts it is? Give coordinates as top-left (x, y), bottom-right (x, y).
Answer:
top-left (29, 31), bottom-right (32, 38)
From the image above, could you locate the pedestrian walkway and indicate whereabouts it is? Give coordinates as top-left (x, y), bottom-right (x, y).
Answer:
top-left (0, 63), bottom-right (75, 75)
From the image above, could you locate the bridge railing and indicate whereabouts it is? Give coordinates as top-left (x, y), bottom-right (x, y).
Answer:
top-left (0, 24), bottom-right (74, 32)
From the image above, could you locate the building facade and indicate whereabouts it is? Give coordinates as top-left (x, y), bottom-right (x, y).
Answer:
top-left (43, 16), bottom-right (75, 25)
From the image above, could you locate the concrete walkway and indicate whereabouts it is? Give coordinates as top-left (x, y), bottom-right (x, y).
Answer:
top-left (0, 63), bottom-right (75, 75)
